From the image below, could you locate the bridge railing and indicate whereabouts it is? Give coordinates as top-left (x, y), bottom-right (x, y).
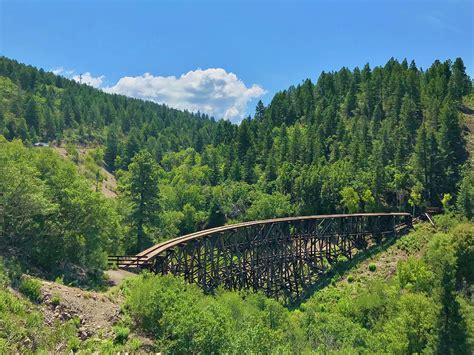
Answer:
top-left (107, 255), bottom-right (150, 269)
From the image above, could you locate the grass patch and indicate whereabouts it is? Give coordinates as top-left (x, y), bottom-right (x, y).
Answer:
top-left (113, 325), bottom-right (130, 344)
top-left (18, 277), bottom-right (42, 303)
top-left (51, 294), bottom-right (61, 306)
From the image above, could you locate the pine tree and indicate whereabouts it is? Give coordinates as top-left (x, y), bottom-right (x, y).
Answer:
top-left (399, 94), bottom-right (419, 140)
top-left (254, 100), bottom-right (266, 120)
top-left (289, 124), bottom-right (302, 163)
top-left (370, 101), bottom-right (384, 139)
top-left (414, 123), bottom-right (441, 204)
top-left (242, 148), bottom-right (256, 184)
top-left (120, 150), bottom-right (160, 253)
top-left (237, 119), bottom-right (252, 160)
top-left (104, 128), bottom-right (119, 171)
top-left (448, 58), bottom-right (471, 102)
top-left (343, 81), bottom-right (357, 118)
top-left (278, 124), bottom-right (289, 162)
top-left (437, 99), bottom-right (467, 193)
top-left (124, 128), bottom-right (141, 167)
top-left (265, 148), bottom-right (278, 182)
top-left (25, 97), bottom-right (43, 138)
top-left (207, 197), bottom-right (226, 228)
top-left (456, 171), bottom-right (473, 219)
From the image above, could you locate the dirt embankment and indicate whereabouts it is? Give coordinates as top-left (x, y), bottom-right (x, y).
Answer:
top-left (41, 280), bottom-right (122, 340)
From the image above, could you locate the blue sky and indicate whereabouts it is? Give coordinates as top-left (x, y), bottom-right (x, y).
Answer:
top-left (1, 0), bottom-right (472, 122)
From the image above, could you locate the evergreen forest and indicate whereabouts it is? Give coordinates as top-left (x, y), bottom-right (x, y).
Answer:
top-left (0, 55), bottom-right (473, 353)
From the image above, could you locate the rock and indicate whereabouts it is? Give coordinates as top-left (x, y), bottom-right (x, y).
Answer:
top-left (80, 330), bottom-right (89, 340)
top-left (61, 312), bottom-right (70, 321)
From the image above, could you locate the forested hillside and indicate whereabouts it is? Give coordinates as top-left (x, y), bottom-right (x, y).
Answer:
top-left (1, 56), bottom-right (473, 353)
top-left (0, 56), bottom-right (223, 166)
top-left (1, 56), bottom-right (472, 253)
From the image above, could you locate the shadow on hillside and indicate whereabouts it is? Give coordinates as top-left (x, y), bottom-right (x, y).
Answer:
top-left (460, 105), bottom-right (474, 115)
top-left (287, 232), bottom-right (407, 309)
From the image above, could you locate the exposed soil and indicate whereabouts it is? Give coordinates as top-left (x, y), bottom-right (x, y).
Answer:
top-left (41, 280), bottom-right (121, 340)
top-left (53, 145), bottom-right (118, 198)
top-left (462, 96), bottom-right (474, 168)
top-left (463, 113), bottom-right (474, 168)
top-left (340, 227), bottom-right (429, 284)
top-left (105, 269), bottom-right (137, 286)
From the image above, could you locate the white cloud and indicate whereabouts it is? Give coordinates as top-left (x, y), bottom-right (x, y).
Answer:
top-left (72, 72), bottom-right (105, 88)
top-left (104, 68), bottom-right (266, 121)
top-left (51, 67), bottom-right (75, 76)
top-left (50, 66), bottom-right (266, 121)
top-left (51, 68), bottom-right (104, 88)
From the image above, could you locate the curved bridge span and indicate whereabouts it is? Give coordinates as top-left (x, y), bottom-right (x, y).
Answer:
top-left (110, 213), bottom-right (412, 298)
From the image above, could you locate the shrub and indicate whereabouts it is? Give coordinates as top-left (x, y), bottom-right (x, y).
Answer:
top-left (125, 273), bottom-right (231, 353)
top-left (67, 336), bottom-right (81, 352)
top-left (113, 325), bottom-right (130, 344)
top-left (337, 255), bottom-right (349, 263)
top-left (0, 258), bottom-right (9, 287)
top-left (55, 276), bottom-right (64, 285)
top-left (51, 294), bottom-right (61, 307)
top-left (347, 275), bottom-right (355, 283)
top-left (396, 257), bottom-right (434, 292)
top-left (368, 263), bottom-right (377, 272)
top-left (19, 277), bottom-right (42, 303)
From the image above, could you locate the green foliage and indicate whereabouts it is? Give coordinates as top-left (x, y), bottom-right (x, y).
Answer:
top-left (113, 325), bottom-right (130, 345)
top-left (51, 294), bottom-right (61, 306)
top-left (1, 56), bottom-right (471, 239)
top-left (0, 286), bottom-right (79, 353)
top-left (18, 277), bottom-right (42, 303)
top-left (396, 223), bottom-right (431, 252)
top-left (397, 257), bottom-right (434, 292)
top-left (452, 223), bottom-right (474, 283)
top-left (244, 191), bottom-right (293, 220)
top-left (124, 273), bottom-right (230, 353)
top-left (457, 170), bottom-right (474, 219)
top-left (207, 196), bottom-right (226, 228)
top-left (0, 137), bottom-right (122, 283)
top-left (441, 193), bottom-right (453, 211)
top-left (303, 311), bottom-right (371, 352)
top-left (368, 262), bottom-right (377, 272)
top-left (123, 272), bottom-right (300, 353)
top-left (65, 143), bottom-right (79, 163)
top-left (119, 150), bottom-right (160, 252)
top-left (340, 186), bottom-right (360, 213)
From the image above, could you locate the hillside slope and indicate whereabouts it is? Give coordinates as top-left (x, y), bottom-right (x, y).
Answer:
top-left (462, 93), bottom-right (474, 167)
top-left (2, 217), bottom-right (471, 353)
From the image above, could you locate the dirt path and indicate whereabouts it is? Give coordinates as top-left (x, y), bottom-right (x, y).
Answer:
top-left (105, 269), bottom-right (137, 286)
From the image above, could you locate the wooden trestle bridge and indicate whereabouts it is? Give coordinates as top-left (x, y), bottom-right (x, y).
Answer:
top-left (109, 213), bottom-right (412, 299)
